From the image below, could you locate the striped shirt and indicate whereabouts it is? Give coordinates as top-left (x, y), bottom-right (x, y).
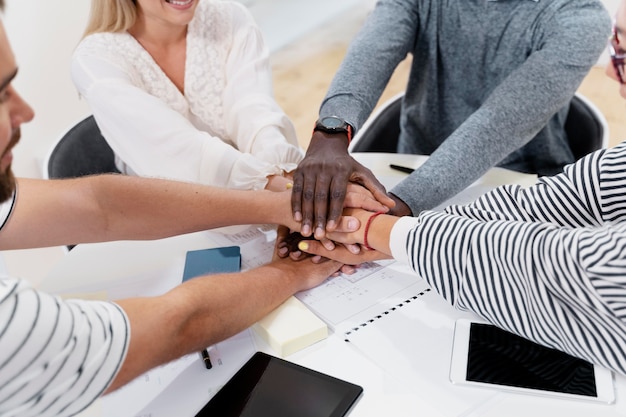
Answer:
top-left (390, 141), bottom-right (626, 375)
top-left (0, 191), bottom-right (130, 416)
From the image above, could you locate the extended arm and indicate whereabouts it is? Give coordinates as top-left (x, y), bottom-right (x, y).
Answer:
top-left (290, 0), bottom-right (412, 234)
top-left (391, 209), bottom-right (626, 375)
top-left (391, 2), bottom-right (611, 214)
top-left (306, 144), bottom-right (626, 374)
top-left (0, 176), bottom-right (310, 250)
top-left (111, 255), bottom-right (341, 391)
top-left (71, 9), bottom-right (300, 192)
top-left (222, 2), bottom-right (303, 190)
top-left (0, 244), bottom-right (342, 414)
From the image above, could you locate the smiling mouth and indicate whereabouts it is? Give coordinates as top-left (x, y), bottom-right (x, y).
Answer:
top-left (166, 0), bottom-right (193, 5)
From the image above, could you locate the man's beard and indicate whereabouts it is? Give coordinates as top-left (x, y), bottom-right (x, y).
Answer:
top-left (0, 129), bottom-right (20, 202)
top-left (0, 167), bottom-right (15, 202)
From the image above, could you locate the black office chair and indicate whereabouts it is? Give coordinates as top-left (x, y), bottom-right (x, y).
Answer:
top-left (564, 94), bottom-right (608, 160)
top-left (44, 115), bottom-right (121, 250)
top-left (350, 92), bottom-right (609, 161)
top-left (45, 115), bottom-right (120, 180)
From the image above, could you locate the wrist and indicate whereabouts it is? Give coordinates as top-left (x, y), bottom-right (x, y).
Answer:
top-left (361, 212), bottom-right (397, 255)
top-left (313, 116), bottom-right (353, 145)
top-left (363, 211), bottom-right (385, 250)
top-left (267, 190), bottom-right (296, 228)
top-left (388, 193), bottom-right (413, 216)
top-left (306, 131), bottom-right (350, 155)
top-left (265, 174), bottom-right (291, 192)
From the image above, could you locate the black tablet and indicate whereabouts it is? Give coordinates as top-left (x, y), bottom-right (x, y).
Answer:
top-left (194, 352), bottom-right (363, 417)
top-left (450, 319), bottom-right (615, 404)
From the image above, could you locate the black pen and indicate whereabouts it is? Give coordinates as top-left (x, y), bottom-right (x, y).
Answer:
top-left (200, 348), bottom-right (213, 369)
top-left (389, 164), bottom-right (415, 174)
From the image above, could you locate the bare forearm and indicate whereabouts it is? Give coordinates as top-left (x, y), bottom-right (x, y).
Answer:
top-left (0, 176), bottom-right (294, 249)
top-left (109, 258), bottom-right (339, 392)
top-left (93, 175), bottom-right (293, 238)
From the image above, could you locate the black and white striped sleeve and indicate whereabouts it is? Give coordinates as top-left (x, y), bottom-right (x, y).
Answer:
top-left (0, 277), bottom-right (130, 417)
top-left (390, 142), bottom-right (626, 375)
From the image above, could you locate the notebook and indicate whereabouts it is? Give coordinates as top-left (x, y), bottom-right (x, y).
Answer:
top-left (182, 246), bottom-right (242, 281)
top-left (343, 284), bottom-right (500, 416)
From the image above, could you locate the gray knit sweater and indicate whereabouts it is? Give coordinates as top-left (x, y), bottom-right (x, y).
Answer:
top-left (319, 0), bottom-right (611, 214)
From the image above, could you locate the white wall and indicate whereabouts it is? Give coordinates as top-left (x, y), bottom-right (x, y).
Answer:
top-left (4, 1), bottom-right (91, 179)
top-left (604, 0), bottom-right (621, 16)
top-left (1, 0), bottom-right (620, 179)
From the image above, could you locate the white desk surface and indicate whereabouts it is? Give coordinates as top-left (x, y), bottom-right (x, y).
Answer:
top-left (41, 153), bottom-right (626, 417)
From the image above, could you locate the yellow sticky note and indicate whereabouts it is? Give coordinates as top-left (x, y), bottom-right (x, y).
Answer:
top-left (253, 296), bottom-right (327, 357)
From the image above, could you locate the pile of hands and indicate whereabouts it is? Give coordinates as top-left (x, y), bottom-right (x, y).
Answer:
top-left (273, 158), bottom-right (404, 272)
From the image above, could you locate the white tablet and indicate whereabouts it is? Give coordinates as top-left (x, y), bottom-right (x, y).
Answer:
top-left (450, 319), bottom-right (615, 404)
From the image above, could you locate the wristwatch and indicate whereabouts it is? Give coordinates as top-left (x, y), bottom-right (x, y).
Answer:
top-left (313, 116), bottom-right (353, 143)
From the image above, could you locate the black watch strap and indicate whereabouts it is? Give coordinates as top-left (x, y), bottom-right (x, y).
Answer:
top-left (313, 116), bottom-right (353, 144)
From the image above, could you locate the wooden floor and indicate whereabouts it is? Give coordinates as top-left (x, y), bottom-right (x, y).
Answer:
top-left (271, 14), bottom-right (626, 150)
top-left (271, 19), bottom-right (412, 149)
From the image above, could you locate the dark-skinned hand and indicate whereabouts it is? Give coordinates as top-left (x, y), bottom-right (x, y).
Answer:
top-left (291, 131), bottom-right (395, 240)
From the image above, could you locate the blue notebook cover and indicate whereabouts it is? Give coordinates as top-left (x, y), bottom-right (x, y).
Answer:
top-left (182, 246), bottom-right (242, 282)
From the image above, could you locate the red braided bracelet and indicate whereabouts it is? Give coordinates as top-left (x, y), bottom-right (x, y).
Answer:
top-left (363, 211), bottom-right (384, 250)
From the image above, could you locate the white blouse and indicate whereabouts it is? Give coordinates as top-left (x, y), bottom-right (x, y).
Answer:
top-left (71, 0), bottom-right (302, 190)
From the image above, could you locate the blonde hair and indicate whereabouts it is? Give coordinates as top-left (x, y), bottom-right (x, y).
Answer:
top-left (83, 0), bottom-right (137, 37)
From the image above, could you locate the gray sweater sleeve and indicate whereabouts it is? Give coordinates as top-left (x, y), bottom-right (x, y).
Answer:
top-left (320, 0), bottom-right (611, 215)
top-left (394, 1), bottom-right (610, 214)
top-left (319, 0), bottom-right (418, 128)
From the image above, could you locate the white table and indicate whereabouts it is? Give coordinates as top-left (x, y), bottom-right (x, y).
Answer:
top-left (41, 154), bottom-right (626, 417)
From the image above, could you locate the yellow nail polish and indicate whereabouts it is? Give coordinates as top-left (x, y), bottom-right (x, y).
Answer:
top-left (286, 183), bottom-right (293, 189)
top-left (298, 241), bottom-right (309, 251)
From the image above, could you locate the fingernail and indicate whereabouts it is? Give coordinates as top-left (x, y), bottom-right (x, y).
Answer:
top-left (286, 183), bottom-right (293, 189)
top-left (294, 212), bottom-right (302, 222)
top-left (278, 247), bottom-right (288, 256)
top-left (348, 218), bottom-right (358, 230)
top-left (315, 226), bottom-right (325, 239)
top-left (298, 241), bottom-right (309, 251)
top-left (301, 225), bottom-right (311, 236)
top-left (327, 220), bottom-right (336, 230)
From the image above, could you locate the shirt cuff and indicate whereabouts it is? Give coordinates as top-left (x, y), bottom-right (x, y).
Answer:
top-left (389, 215), bottom-right (421, 264)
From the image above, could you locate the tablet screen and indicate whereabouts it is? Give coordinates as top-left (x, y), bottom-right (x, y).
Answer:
top-left (194, 352), bottom-right (363, 417)
top-left (467, 322), bottom-right (597, 396)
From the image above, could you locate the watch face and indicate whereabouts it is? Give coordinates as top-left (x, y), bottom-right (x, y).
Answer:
top-left (320, 116), bottom-right (345, 129)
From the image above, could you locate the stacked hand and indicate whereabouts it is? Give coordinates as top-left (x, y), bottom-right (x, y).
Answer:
top-left (289, 131), bottom-right (396, 239)
top-left (277, 134), bottom-right (405, 271)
